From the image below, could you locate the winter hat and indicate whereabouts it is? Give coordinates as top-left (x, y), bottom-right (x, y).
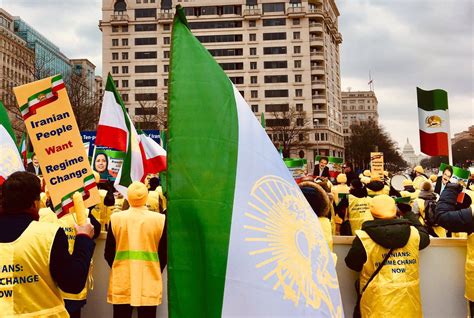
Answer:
top-left (370, 175), bottom-right (381, 182)
top-left (363, 170), bottom-right (371, 177)
top-left (299, 181), bottom-right (330, 217)
top-left (429, 174), bottom-right (438, 182)
top-left (336, 173), bottom-right (347, 184)
top-left (370, 195), bottom-right (396, 219)
top-left (402, 179), bottom-right (413, 187)
top-left (127, 181), bottom-right (148, 207)
top-left (351, 178), bottom-right (363, 189)
top-left (421, 181), bottom-right (433, 192)
top-left (414, 166), bottom-right (424, 174)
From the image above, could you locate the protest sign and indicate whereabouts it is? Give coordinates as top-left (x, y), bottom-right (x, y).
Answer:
top-left (315, 155), bottom-right (343, 180)
top-left (13, 75), bottom-right (100, 217)
top-left (92, 148), bottom-right (125, 182)
top-left (370, 152), bottom-right (384, 180)
top-left (438, 163), bottom-right (470, 184)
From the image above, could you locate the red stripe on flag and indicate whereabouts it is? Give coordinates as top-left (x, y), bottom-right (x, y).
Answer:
top-left (0, 176), bottom-right (5, 185)
top-left (146, 155), bottom-right (167, 174)
top-left (95, 125), bottom-right (128, 152)
top-left (419, 130), bottom-right (449, 156)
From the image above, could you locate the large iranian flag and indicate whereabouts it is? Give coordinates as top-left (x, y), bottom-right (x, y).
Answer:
top-left (168, 7), bottom-right (342, 317)
top-left (416, 87), bottom-right (450, 156)
top-left (0, 125), bottom-right (24, 184)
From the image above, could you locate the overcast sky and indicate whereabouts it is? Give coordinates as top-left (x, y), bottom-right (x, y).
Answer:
top-left (2, 0), bottom-right (473, 155)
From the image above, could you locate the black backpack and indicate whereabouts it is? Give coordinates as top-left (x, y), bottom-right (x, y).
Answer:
top-left (422, 199), bottom-right (439, 237)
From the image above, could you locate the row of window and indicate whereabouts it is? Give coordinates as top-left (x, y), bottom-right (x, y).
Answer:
top-left (111, 51), bottom-right (170, 60)
top-left (111, 65), bottom-right (158, 74)
top-left (112, 24), bottom-right (171, 32)
top-left (116, 91), bottom-right (167, 102)
top-left (195, 31), bottom-right (301, 43)
top-left (228, 74), bottom-right (304, 85)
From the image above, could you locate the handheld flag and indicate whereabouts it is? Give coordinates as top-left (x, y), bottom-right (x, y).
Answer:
top-left (416, 87), bottom-right (450, 156)
top-left (0, 101), bottom-right (16, 144)
top-left (167, 6), bottom-right (342, 317)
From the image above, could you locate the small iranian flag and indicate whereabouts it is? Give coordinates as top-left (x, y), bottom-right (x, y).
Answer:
top-left (96, 75), bottom-right (167, 196)
top-left (417, 87), bottom-right (450, 156)
top-left (0, 125), bottom-right (24, 185)
top-left (138, 130), bottom-right (167, 175)
top-left (168, 7), bottom-right (342, 317)
top-left (0, 101), bottom-right (17, 144)
top-left (96, 75), bottom-right (144, 196)
top-left (19, 132), bottom-right (27, 167)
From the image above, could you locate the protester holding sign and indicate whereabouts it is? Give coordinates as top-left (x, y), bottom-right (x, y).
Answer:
top-left (0, 171), bottom-right (95, 317)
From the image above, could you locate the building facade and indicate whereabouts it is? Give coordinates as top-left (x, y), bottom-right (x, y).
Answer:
top-left (71, 58), bottom-right (97, 95)
top-left (100, 0), bottom-right (344, 165)
top-left (341, 90), bottom-right (378, 140)
top-left (14, 18), bottom-right (72, 79)
top-left (402, 138), bottom-right (423, 167)
top-left (0, 9), bottom-right (35, 130)
top-left (95, 75), bottom-right (104, 118)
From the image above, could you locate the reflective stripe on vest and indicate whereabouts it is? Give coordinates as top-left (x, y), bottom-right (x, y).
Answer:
top-left (108, 207), bottom-right (165, 306)
top-left (356, 226), bottom-right (422, 318)
top-left (348, 195), bottom-right (373, 235)
top-left (0, 221), bottom-right (68, 317)
top-left (115, 250), bottom-right (159, 262)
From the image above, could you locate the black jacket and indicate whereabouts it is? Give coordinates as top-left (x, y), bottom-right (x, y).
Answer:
top-left (434, 176), bottom-right (443, 195)
top-left (0, 213), bottom-right (95, 293)
top-left (435, 183), bottom-right (473, 233)
top-left (345, 211), bottom-right (430, 272)
top-left (313, 165), bottom-right (330, 178)
top-left (26, 163), bottom-right (42, 176)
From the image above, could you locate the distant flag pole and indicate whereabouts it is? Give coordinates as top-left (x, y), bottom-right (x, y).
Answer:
top-left (368, 70), bottom-right (374, 91)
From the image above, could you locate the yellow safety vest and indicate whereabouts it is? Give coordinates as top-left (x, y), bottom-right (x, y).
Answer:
top-left (348, 195), bottom-right (373, 235)
top-left (319, 217), bottom-right (337, 264)
top-left (400, 190), bottom-right (420, 206)
top-left (367, 185), bottom-right (390, 197)
top-left (414, 198), bottom-right (446, 238)
top-left (91, 189), bottom-right (113, 231)
top-left (466, 234), bottom-right (474, 301)
top-left (0, 221), bottom-right (68, 318)
top-left (356, 227), bottom-right (422, 318)
top-left (146, 190), bottom-right (160, 213)
top-left (108, 206), bottom-right (165, 306)
top-left (38, 209), bottom-right (92, 301)
top-left (332, 184), bottom-right (350, 205)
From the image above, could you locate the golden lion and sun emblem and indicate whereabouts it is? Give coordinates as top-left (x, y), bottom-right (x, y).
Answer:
top-left (244, 175), bottom-right (342, 317)
top-left (0, 145), bottom-right (23, 176)
top-left (425, 115), bottom-right (442, 128)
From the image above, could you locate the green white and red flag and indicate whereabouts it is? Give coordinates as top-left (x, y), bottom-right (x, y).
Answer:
top-left (96, 75), bottom-right (166, 196)
top-left (0, 125), bottom-right (24, 185)
top-left (19, 75), bottom-right (64, 120)
top-left (167, 7), bottom-right (341, 317)
top-left (416, 87), bottom-right (450, 156)
top-left (19, 132), bottom-right (28, 167)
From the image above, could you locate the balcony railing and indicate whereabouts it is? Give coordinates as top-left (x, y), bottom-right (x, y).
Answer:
top-left (310, 51), bottom-right (324, 56)
top-left (110, 14), bottom-right (129, 24)
top-left (311, 80), bottom-right (326, 85)
top-left (158, 12), bottom-right (173, 21)
top-left (307, 8), bottom-right (324, 15)
top-left (311, 65), bottom-right (325, 70)
top-left (243, 8), bottom-right (262, 17)
top-left (287, 6), bottom-right (305, 15)
top-left (309, 22), bottom-right (323, 28)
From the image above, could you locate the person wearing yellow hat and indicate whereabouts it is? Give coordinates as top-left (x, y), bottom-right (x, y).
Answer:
top-left (400, 179), bottom-right (420, 205)
top-left (105, 182), bottom-right (167, 318)
top-left (90, 171), bottom-right (115, 231)
top-left (413, 165), bottom-right (428, 190)
top-left (332, 173), bottom-right (350, 205)
top-left (345, 194), bottom-right (430, 317)
top-left (366, 175), bottom-right (390, 197)
top-left (336, 179), bottom-right (373, 235)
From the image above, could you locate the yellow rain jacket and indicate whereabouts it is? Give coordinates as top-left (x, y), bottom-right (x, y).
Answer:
top-left (357, 226), bottom-right (422, 317)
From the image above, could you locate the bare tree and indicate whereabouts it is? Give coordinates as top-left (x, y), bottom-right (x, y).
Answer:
top-left (65, 72), bottom-right (100, 131)
top-left (265, 106), bottom-right (311, 158)
top-left (134, 99), bottom-right (167, 131)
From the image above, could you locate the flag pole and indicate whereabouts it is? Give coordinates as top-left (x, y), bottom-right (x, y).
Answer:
top-left (447, 112), bottom-right (453, 165)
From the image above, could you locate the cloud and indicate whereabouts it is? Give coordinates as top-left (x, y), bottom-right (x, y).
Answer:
top-left (339, 0), bottom-right (473, 155)
top-left (3, 0), bottom-right (102, 74)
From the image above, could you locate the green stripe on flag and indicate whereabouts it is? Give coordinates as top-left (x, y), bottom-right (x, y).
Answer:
top-left (0, 101), bottom-right (16, 144)
top-left (439, 163), bottom-right (470, 181)
top-left (315, 155), bottom-right (343, 164)
top-left (115, 250), bottom-right (159, 262)
top-left (417, 87), bottom-right (448, 111)
top-left (168, 6), bottom-right (239, 317)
